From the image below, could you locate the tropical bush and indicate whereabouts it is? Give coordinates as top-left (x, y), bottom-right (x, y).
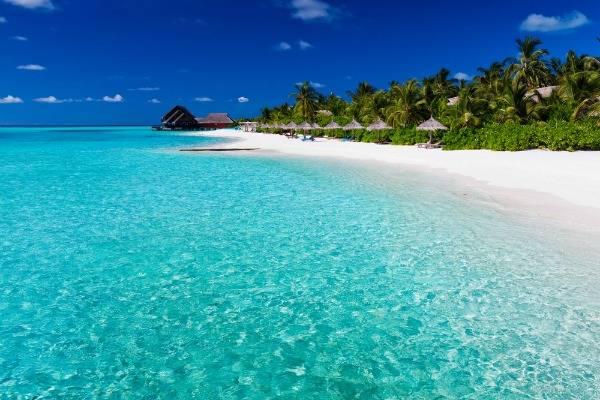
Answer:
top-left (443, 121), bottom-right (600, 151)
top-left (390, 128), bottom-right (433, 145)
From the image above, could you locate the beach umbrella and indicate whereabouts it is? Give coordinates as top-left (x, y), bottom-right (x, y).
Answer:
top-left (367, 119), bottom-right (391, 131)
top-left (311, 123), bottom-right (320, 129)
top-left (343, 119), bottom-right (363, 130)
top-left (416, 117), bottom-right (448, 143)
top-left (281, 122), bottom-right (296, 130)
top-left (297, 121), bottom-right (313, 130)
top-left (324, 121), bottom-right (341, 129)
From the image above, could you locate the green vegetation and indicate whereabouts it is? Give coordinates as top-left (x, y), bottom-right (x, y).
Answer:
top-left (256, 37), bottom-right (600, 151)
top-left (444, 121), bottom-right (600, 151)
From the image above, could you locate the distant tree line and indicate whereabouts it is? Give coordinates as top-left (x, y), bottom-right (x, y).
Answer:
top-left (255, 37), bottom-right (600, 151)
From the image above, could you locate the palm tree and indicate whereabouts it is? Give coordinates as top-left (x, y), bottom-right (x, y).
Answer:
top-left (430, 67), bottom-right (459, 99)
top-left (291, 82), bottom-right (320, 121)
top-left (267, 103), bottom-right (293, 123)
top-left (474, 61), bottom-right (511, 114)
top-left (348, 82), bottom-right (376, 102)
top-left (323, 93), bottom-right (348, 116)
top-left (259, 107), bottom-right (273, 122)
top-left (384, 80), bottom-right (425, 128)
top-left (498, 77), bottom-right (546, 123)
top-left (563, 51), bottom-right (600, 75)
top-left (347, 82), bottom-right (378, 123)
top-left (449, 86), bottom-right (489, 128)
top-left (418, 80), bottom-right (443, 117)
top-left (509, 37), bottom-right (551, 89)
top-left (561, 70), bottom-right (600, 121)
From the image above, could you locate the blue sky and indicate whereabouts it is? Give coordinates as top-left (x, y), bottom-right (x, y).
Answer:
top-left (0, 0), bottom-right (598, 125)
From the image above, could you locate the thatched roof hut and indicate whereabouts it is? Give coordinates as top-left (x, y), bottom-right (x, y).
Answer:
top-left (367, 119), bottom-right (391, 131)
top-left (324, 121), bottom-right (341, 129)
top-left (447, 96), bottom-right (459, 106)
top-left (526, 86), bottom-right (558, 103)
top-left (417, 117), bottom-right (448, 131)
top-left (343, 119), bottom-right (363, 130)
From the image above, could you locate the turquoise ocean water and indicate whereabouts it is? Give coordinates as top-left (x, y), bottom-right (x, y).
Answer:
top-left (1, 127), bottom-right (599, 399)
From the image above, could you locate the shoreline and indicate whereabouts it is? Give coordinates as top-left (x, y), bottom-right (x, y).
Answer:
top-left (183, 129), bottom-right (600, 235)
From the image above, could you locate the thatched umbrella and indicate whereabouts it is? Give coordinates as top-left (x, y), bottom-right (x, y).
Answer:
top-left (324, 121), bottom-right (341, 129)
top-left (416, 117), bottom-right (448, 143)
top-left (297, 121), bottom-right (313, 130)
top-left (311, 122), bottom-right (320, 129)
top-left (367, 119), bottom-right (391, 131)
top-left (286, 122), bottom-right (298, 130)
top-left (343, 119), bottom-right (363, 130)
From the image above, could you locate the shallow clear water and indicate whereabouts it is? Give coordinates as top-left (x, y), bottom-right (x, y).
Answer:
top-left (1, 127), bottom-right (599, 399)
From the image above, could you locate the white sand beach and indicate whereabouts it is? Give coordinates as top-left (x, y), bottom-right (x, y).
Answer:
top-left (190, 129), bottom-right (600, 232)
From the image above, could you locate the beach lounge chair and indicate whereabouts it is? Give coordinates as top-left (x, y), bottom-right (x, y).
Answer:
top-left (301, 134), bottom-right (315, 142)
top-left (283, 131), bottom-right (295, 139)
top-left (417, 141), bottom-right (442, 149)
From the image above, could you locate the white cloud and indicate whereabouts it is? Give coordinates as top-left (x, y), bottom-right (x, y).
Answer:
top-left (296, 81), bottom-right (325, 88)
top-left (291, 0), bottom-right (336, 21)
top-left (148, 98), bottom-right (161, 104)
top-left (85, 97), bottom-right (94, 102)
top-left (3, 0), bottom-right (54, 10)
top-left (12, 36), bottom-right (28, 41)
top-left (275, 41), bottom-right (292, 51)
top-left (237, 96), bottom-right (249, 103)
top-left (0, 17), bottom-right (6, 23)
top-left (17, 64), bottom-right (46, 71)
top-left (129, 87), bottom-right (160, 91)
top-left (0, 95), bottom-right (24, 104)
top-left (298, 40), bottom-right (313, 50)
top-left (195, 97), bottom-right (214, 102)
top-left (34, 95), bottom-right (66, 103)
top-left (102, 94), bottom-right (124, 103)
top-left (520, 11), bottom-right (589, 32)
top-left (454, 72), bottom-right (472, 81)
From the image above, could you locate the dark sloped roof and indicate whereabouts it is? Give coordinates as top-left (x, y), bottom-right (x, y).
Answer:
top-left (162, 105), bottom-right (195, 123)
top-left (162, 105), bottom-right (198, 126)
